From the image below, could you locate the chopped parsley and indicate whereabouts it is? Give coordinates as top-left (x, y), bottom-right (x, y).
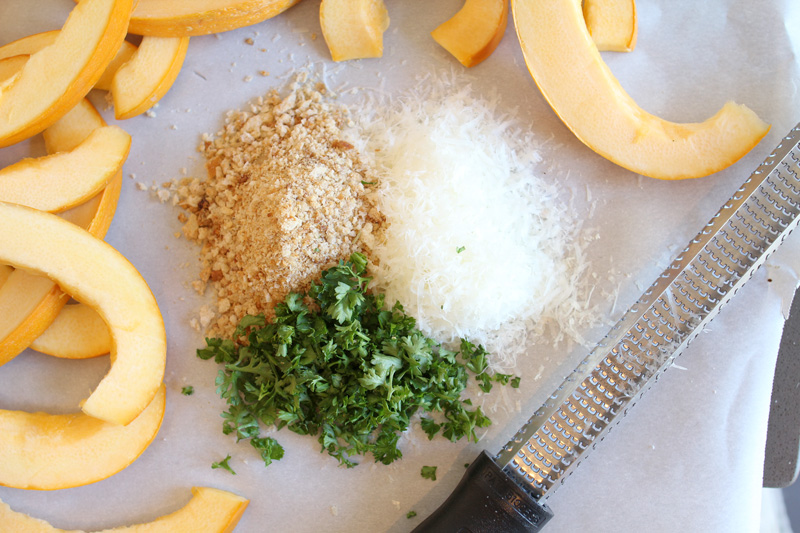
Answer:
top-left (456, 246), bottom-right (466, 254)
top-left (251, 437), bottom-right (284, 466)
top-left (421, 465), bottom-right (437, 481)
top-left (406, 511), bottom-right (418, 519)
top-left (198, 253), bottom-right (517, 468)
top-left (211, 455), bottom-right (236, 475)
top-left (181, 385), bottom-right (194, 396)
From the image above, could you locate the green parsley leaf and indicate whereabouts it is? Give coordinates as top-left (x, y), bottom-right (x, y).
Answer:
top-left (251, 437), bottom-right (284, 467)
top-left (406, 511), bottom-right (418, 519)
top-left (456, 246), bottom-right (466, 253)
top-left (181, 385), bottom-right (194, 395)
top-left (421, 465), bottom-right (437, 481)
top-left (211, 455), bottom-right (236, 475)
top-left (420, 417), bottom-right (441, 440)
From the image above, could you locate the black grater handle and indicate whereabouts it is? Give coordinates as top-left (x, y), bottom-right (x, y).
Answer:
top-left (411, 451), bottom-right (553, 533)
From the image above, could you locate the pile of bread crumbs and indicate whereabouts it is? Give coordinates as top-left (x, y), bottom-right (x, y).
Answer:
top-left (166, 76), bottom-right (384, 337)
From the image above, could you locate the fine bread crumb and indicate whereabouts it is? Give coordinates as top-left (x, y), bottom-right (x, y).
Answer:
top-left (171, 75), bottom-right (385, 337)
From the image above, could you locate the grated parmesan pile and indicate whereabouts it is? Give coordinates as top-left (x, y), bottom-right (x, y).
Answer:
top-left (353, 77), bottom-right (598, 368)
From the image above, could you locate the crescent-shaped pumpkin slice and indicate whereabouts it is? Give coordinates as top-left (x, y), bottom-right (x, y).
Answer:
top-left (431, 0), bottom-right (508, 68)
top-left (0, 0), bottom-right (132, 147)
top-left (30, 303), bottom-right (111, 359)
top-left (0, 486), bottom-right (248, 532)
top-left (0, 202), bottom-right (166, 426)
top-left (0, 125), bottom-right (131, 213)
top-left (511, 0), bottom-right (769, 179)
top-left (0, 100), bottom-right (123, 366)
top-left (111, 36), bottom-right (190, 120)
top-left (128, 0), bottom-right (302, 37)
top-left (0, 385), bottom-right (165, 490)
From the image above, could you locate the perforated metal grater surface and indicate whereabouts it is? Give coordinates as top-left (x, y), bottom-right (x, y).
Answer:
top-left (494, 123), bottom-right (800, 505)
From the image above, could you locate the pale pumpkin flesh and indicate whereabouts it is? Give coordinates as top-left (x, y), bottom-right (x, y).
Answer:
top-left (583, 0), bottom-right (638, 52)
top-left (31, 303), bottom-right (111, 359)
top-left (320, 0), bottom-right (390, 62)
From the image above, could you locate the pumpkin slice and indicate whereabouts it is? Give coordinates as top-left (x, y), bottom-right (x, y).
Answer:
top-left (128, 0), bottom-right (302, 36)
top-left (45, 99), bottom-right (124, 236)
top-left (0, 100), bottom-right (122, 366)
top-left (0, 385), bottom-right (165, 490)
top-left (583, 0), bottom-right (637, 52)
top-left (111, 36), bottom-right (190, 120)
top-left (0, 31), bottom-right (138, 92)
top-left (431, 0), bottom-right (508, 68)
top-left (0, 486), bottom-right (248, 532)
top-left (104, 487), bottom-right (249, 533)
top-left (512, 0), bottom-right (769, 179)
top-left (31, 303), bottom-right (111, 359)
top-left (0, 125), bottom-right (130, 213)
top-left (0, 0), bottom-right (132, 147)
top-left (0, 202), bottom-right (166, 426)
top-left (319, 0), bottom-right (390, 62)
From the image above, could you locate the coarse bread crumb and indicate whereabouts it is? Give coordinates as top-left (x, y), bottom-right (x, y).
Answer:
top-left (173, 76), bottom-right (384, 337)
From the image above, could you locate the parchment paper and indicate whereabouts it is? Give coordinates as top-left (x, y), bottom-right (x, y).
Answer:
top-left (1, 1), bottom-right (799, 531)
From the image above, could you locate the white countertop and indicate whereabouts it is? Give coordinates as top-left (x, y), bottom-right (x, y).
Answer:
top-left (1, 1), bottom-right (799, 531)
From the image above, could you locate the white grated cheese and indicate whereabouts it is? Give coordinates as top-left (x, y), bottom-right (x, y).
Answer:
top-left (354, 75), bottom-right (599, 368)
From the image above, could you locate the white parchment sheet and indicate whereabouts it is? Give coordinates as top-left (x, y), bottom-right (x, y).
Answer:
top-left (0, 1), bottom-right (799, 531)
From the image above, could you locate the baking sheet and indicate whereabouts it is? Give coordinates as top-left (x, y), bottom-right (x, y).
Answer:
top-left (1, 0), bottom-right (799, 531)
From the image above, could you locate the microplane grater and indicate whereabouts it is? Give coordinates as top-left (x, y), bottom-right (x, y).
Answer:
top-left (413, 123), bottom-right (800, 533)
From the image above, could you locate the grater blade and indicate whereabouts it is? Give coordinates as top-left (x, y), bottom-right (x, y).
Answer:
top-left (493, 123), bottom-right (800, 505)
